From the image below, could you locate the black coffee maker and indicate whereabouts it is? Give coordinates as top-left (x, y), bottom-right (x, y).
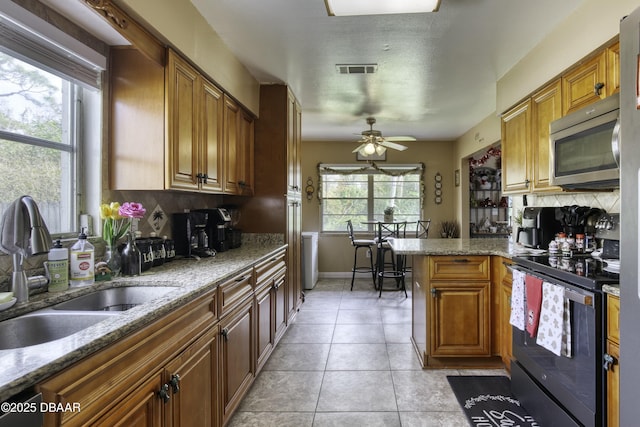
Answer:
top-left (195, 208), bottom-right (232, 252)
top-left (172, 212), bottom-right (215, 258)
top-left (516, 207), bottom-right (563, 249)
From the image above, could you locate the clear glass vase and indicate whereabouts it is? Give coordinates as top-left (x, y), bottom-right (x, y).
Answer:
top-left (105, 243), bottom-right (121, 278)
top-left (120, 232), bottom-right (142, 276)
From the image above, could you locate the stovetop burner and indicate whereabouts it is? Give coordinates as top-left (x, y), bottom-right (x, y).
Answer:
top-left (513, 254), bottom-right (619, 290)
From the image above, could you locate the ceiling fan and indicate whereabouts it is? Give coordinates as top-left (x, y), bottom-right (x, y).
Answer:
top-left (352, 117), bottom-right (416, 157)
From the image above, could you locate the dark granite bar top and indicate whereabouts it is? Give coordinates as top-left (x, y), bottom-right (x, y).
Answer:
top-left (0, 238), bottom-right (285, 403)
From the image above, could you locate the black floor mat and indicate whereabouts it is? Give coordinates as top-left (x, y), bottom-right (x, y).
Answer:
top-left (447, 375), bottom-right (539, 426)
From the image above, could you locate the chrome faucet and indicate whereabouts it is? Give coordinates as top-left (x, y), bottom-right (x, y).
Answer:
top-left (0, 196), bottom-right (52, 304)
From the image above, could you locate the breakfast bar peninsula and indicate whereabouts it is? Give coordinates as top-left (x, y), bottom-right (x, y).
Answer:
top-left (389, 238), bottom-right (514, 368)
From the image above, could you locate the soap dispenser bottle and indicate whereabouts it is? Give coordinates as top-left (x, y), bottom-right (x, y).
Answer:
top-left (70, 228), bottom-right (95, 287)
top-left (47, 239), bottom-right (69, 292)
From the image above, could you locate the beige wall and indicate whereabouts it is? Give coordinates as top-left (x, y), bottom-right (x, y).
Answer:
top-left (117, 0), bottom-right (260, 116)
top-left (301, 139), bottom-right (455, 274)
top-left (453, 0), bottom-right (633, 233)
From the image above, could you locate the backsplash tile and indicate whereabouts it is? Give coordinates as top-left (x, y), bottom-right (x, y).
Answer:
top-left (511, 190), bottom-right (620, 223)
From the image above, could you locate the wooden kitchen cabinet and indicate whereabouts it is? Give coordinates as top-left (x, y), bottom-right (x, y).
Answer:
top-left (38, 289), bottom-right (218, 427)
top-left (238, 85), bottom-right (303, 321)
top-left (606, 293), bottom-right (620, 427)
top-left (530, 80), bottom-right (562, 193)
top-left (166, 50), bottom-right (224, 193)
top-left (223, 95), bottom-right (254, 195)
top-left (428, 256), bottom-right (491, 357)
top-left (501, 81), bottom-right (561, 195)
top-left (501, 99), bottom-right (532, 194)
top-left (109, 47), bottom-right (251, 195)
top-left (254, 249), bottom-right (287, 374)
top-left (492, 257), bottom-right (514, 370)
top-left (219, 297), bottom-right (255, 426)
top-left (562, 50), bottom-right (607, 115)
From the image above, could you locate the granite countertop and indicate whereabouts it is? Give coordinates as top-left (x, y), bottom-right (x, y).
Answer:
top-left (603, 284), bottom-right (620, 297)
top-left (0, 240), bottom-right (286, 403)
top-left (389, 237), bottom-right (514, 258)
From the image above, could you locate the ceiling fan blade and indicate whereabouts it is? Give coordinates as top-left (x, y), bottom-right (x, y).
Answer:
top-left (384, 136), bottom-right (417, 142)
top-left (352, 143), bottom-right (367, 153)
top-left (379, 140), bottom-right (408, 151)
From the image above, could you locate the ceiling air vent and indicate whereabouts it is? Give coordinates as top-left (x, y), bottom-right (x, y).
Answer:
top-left (336, 64), bottom-right (378, 74)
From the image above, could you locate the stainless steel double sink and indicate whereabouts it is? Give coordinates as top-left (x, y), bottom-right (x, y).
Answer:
top-left (0, 286), bottom-right (179, 350)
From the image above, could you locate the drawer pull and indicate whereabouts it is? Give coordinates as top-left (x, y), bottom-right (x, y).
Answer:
top-left (170, 374), bottom-right (181, 394)
top-left (158, 384), bottom-right (170, 403)
top-left (452, 258), bottom-right (470, 263)
top-left (221, 327), bottom-right (229, 341)
top-left (235, 276), bottom-right (249, 282)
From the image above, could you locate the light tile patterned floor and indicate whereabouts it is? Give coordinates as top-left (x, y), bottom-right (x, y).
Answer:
top-left (228, 278), bottom-right (507, 426)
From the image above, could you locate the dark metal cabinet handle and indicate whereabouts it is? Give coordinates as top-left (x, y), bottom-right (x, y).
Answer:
top-left (170, 374), bottom-right (181, 394)
top-left (452, 258), bottom-right (470, 263)
top-left (221, 327), bottom-right (229, 341)
top-left (430, 288), bottom-right (437, 298)
top-left (158, 384), bottom-right (170, 403)
top-left (594, 82), bottom-right (605, 96)
top-left (603, 353), bottom-right (617, 371)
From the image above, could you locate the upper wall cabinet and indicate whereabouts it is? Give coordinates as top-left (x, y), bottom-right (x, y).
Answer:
top-left (166, 50), bottom-right (224, 193)
top-left (501, 39), bottom-right (618, 195)
top-left (109, 47), bottom-right (253, 195)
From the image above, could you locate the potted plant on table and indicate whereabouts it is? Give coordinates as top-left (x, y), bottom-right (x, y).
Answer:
top-left (384, 206), bottom-right (395, 222)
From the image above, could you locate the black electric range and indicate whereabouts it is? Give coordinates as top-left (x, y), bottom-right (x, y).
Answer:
top-left (512, 253), bottom-right (619, 291)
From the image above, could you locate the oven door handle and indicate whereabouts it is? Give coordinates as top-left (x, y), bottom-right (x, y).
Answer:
top-left (564, 288), bottom-right (593, 307)
top-left (506, 262), bottom-right (594, 307)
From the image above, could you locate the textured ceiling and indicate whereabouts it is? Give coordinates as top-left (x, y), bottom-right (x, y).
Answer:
top-left (40, 0), bottom-right (586, 143)
top-left (190, 0), bottom-right (586, 142)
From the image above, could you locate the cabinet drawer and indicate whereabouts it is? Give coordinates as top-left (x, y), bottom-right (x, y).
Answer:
top-left (429, 256), bottom-right (490, 281)
top-left (607, 294), bottom-right (620, 345)
top-left (254, 250), bottom-right (286, 287)
top-left (218, 269), bottom-right (254, 318)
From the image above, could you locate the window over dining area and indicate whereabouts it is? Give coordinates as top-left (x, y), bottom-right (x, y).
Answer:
top-left (318, 163), bottom-right (424, 232)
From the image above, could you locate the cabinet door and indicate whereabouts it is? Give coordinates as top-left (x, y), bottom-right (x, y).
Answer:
top-left (273, 273), bottom-right (287, 345)
top-left (238, 109), bottom-right (255, 195)
top-left (220, 300), bottom-right (255, 425)
top-left (429, 281), bottom-right (491, 356)
top-left (255, 283), bottom-right (274, 374)
top-left (94, 373), bottom-right (164, 427)
top-left (606, 41), bottom-right (620, 96)
top-left (200, 80), bottom-right (224, 193)
top-left (286, 200), bottom-right (302, 322)
top-left (501, 99), bottom-right (531, 193)
top-left (165, 326), bottom-right (219, 427)
top-left (531, 80), bottom-right (562, 193)
top-left (223, 95), bottom-right (241, 194)
top-left (606, 339), bottom-right (620, 427)
top-left (287, 91), bottom-right (301, 193)
top-left (562, 51), bottom-right (607, 115)
top-left (166, 50), bottom-right (200, 191)
top-left (499, 282), bottom-right (513, 370)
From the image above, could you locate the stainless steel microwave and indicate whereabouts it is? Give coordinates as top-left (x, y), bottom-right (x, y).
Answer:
top-left (549, 93), bottom-right (620, 189)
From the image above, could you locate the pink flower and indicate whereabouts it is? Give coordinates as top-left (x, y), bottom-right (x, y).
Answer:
top-left (118, 202), bottom-right (146, 219)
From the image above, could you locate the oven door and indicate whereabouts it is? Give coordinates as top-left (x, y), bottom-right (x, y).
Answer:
top-left (511, 268), bottom-right (603, 427)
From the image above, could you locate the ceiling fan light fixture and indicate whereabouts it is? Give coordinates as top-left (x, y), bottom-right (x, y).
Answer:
top-left (375, 145), bottom-right (386, 156)
top-left (363, 142), bottom-right (377, 155)
top-left (324, 0), bottom-right (441, 16)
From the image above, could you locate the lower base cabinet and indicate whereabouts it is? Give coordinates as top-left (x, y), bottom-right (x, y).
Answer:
top-left (38, 290), bottom-right (218, 427)
top-left (219, 298), bottom-right (255, 425)
top-left (37, 250), bottom-right (291, 427)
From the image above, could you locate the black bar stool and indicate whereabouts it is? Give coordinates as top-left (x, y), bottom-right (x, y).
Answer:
top-left (346, 220), bottom-right (376, 290)
top-left (416, 219), bottom-right (431, 238)
top-left (375, 221), bottom-right (408, 297)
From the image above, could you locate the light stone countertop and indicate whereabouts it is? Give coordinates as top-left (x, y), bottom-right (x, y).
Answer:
top-left (389, 237), bottom-right (513, 258)
top-left (603, 284), bottom-right (620, 297)
top-left (0, 240), bottom-right (286, 403)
